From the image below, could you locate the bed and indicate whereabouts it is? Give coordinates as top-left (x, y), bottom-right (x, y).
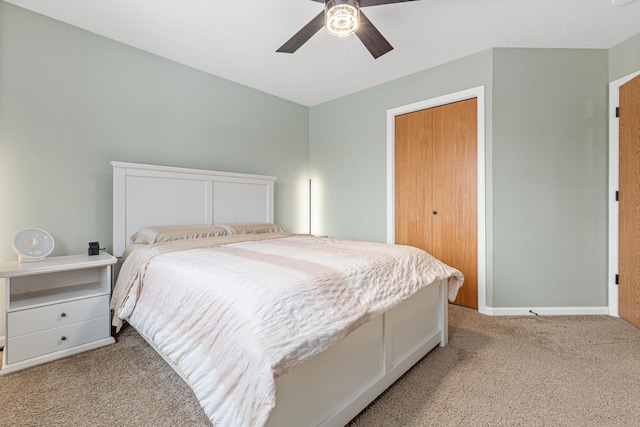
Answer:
top-left (110, 161), bottom-right (463, 427)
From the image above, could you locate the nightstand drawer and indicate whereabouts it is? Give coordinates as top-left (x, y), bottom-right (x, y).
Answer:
top-left (7, 295), bottom-right (110, 338)
top-left (7, 316), bottom-right (110, 364)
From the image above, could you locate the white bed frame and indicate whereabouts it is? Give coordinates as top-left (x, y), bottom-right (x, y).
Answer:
top-left (112, 161), bottom-right (449, 427)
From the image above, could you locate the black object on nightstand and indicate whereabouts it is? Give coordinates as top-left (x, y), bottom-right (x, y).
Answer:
top-left (88, 242), bottom-right (100, 256)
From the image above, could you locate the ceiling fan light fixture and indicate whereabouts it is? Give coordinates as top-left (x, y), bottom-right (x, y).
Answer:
top-left (326, 0), bottom-right (359, 37)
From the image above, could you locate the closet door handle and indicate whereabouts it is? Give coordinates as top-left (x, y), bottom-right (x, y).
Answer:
top-left (433, 211), bottom-right (438, 215)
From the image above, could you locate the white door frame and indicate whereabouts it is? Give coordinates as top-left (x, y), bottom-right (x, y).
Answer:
top-left (608, 70), bottom-right (640, 317)
top-left (386, 86), bottom-right (487, 314)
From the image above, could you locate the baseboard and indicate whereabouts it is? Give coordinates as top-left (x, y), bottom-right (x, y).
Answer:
top-left (484, 306), bottom-right (609, 316)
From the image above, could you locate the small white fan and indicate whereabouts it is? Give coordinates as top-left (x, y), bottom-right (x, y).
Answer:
top-left (12, 228), bottom-right (55, 262)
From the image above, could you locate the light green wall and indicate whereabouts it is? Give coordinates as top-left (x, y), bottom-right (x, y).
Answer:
top-left (492, 48), bottom-right (609, 307)
top-left (309, 50), bottom-right (493, 242)
top-left (310, 47), bottom-right (611, 309)
top-left (309, 50), bottom-right (494, 302)
top-left (0, 1), bottom-right (310, 262)
top-left (609, 32), bottom-right (640, 81)
top-left (0, 2), bottom-right (309, 338)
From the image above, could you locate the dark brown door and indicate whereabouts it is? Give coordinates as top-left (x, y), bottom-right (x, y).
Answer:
top-left (619, 74), bottom-right (640, 328)
top-left (395, 98), bottom-right (478, 308)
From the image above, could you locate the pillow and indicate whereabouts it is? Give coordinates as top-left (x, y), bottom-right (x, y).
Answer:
top-left (221, 222), bottom-right (284, 235)
top-left (131, 225), bottom-right (230, 244)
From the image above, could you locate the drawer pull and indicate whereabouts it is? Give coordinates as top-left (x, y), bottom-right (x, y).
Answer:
top-left (61, 336), bottom-right (67, 341)
top-left (60, 313), bottom-right (67, 318)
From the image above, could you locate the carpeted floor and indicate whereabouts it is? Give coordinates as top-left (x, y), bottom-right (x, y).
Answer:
top-left (1, 305), bottom-right (639, 426)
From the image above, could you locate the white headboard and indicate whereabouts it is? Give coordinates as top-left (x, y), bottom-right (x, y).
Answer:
top-left (112, 162), bottom-right (276, 257)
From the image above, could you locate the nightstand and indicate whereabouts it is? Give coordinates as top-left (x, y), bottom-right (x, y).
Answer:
top-left (0, 253), bottom-right (117, 375)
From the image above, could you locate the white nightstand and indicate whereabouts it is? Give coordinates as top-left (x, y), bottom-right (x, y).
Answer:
top-left (0, 253), bottom-right (117, 375)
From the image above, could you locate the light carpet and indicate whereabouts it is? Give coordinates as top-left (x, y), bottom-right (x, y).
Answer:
top-left (1, 305), bottom-right (638, 426)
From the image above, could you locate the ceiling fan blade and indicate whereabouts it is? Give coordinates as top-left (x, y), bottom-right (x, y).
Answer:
top-left (355, 11), bottom-right (393, 59)
top-left (359, 0), bottom-right (420, 7)
top-left (277, 11), bottom-right (325, 53)
top-left (311, 0), bottom-right (419, 5)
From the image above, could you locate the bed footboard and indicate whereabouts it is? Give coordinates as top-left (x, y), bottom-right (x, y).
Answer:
top-left (267, 279), bottom-right (447, 427)
top-left (130, 279), bottom-right (447, 427)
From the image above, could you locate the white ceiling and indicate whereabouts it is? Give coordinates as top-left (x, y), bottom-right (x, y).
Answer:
top-left (6, 0), bottom-right (640, 106)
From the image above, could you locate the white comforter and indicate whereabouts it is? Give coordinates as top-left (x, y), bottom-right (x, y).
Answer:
top-left (111, 234), bottom-right (463, 427)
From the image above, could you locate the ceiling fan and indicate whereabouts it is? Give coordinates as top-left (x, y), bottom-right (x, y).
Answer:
top-left (277, 0), bottom-right (420, 59)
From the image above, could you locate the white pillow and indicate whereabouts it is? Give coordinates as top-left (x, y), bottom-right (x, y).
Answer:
top-left (131, 225), bottom-right (230, 244)
top-left (221, 222), bottom-right (284, 235)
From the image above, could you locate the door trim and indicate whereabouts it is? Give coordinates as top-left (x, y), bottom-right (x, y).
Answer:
top-left (608, 70), bottom-right (640, 317)
top-left (386, 86), bottom-right (487, 314)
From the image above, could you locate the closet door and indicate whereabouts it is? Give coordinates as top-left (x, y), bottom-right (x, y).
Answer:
top-left (395, 99), bottom-right (477, 308)
top-left (431, 99), bottom-right (477, 308)
top-left (395, 108), bottom-right (433, 251)
top-left (619, 74), bottom-right (640, 328)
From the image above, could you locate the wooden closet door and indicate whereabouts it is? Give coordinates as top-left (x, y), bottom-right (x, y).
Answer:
top-left (395, 99), bottom-right (477, 309)
top-left (431, 99), bottom-right (477, 308)
top-left (395, 109), bottom-right (433, 250)
top-left (619, 74), bottom-right (640, 328)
